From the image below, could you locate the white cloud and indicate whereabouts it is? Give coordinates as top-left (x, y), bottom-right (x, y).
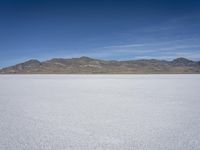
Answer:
top-left (100, 44), bottom-right (145, 49)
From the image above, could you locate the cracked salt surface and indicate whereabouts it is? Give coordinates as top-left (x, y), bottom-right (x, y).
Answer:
top-left (0, 75), bottom-right (200, 150)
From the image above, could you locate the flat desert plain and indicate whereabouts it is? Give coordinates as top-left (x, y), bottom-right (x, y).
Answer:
top-left (0, 75), bottom-right (200, 150)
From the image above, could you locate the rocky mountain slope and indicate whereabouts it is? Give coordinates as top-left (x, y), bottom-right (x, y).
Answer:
top-left (0, 57), bottom-right (200, 74)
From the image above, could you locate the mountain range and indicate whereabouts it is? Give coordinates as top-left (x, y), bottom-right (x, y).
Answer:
top-left (0, 56), bottom-right (200, 74)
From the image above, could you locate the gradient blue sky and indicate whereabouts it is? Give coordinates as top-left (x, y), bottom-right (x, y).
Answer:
top-left (0, 0), bottom-right (200, 67)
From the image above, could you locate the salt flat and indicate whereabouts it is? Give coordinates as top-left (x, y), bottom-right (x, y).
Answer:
top-left (0, 75), bottom-right (200, 150)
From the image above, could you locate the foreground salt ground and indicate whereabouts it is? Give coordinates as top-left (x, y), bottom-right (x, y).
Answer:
top-left (0, 75), bottom-right (200, 150)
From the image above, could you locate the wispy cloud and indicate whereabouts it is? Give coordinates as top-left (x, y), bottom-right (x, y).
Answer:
top-left (159, 45), bottom-right (200, 51)
top-left (101, 44), bottom-right (145, 49)
top-left (84, 39), bottom-right (200, 60)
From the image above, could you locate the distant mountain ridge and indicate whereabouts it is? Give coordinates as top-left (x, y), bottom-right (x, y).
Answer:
top-left (0, 56), bottom-right (200, 74)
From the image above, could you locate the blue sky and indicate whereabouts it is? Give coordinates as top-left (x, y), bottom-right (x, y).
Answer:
top-left (0, 0), bottom-right (200, 67)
